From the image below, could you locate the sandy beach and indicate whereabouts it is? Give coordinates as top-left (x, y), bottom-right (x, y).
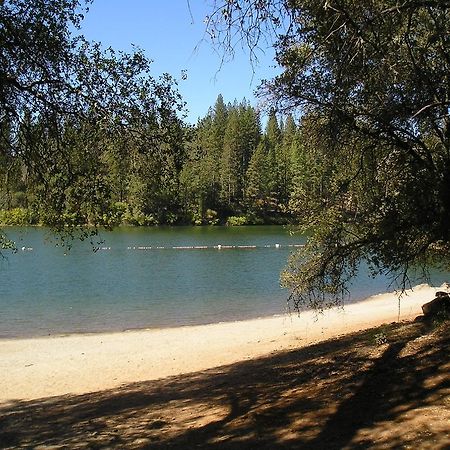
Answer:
top-left (0, 283), bottom-right (440, 404)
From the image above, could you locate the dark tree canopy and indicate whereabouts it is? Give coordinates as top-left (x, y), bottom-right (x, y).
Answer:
top-left (207, 0), bottom-right (450, 309)
top-left (0, 0), bottom-right (185, 246)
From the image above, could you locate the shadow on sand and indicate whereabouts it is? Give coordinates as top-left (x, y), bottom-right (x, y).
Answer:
top-left (1, 321), bottom-right (449, 449)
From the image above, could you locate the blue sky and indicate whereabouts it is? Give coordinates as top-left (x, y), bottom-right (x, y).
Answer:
top-left (79, 0), bottom-right (280, 124)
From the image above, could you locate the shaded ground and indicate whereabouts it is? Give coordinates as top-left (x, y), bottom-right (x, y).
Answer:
top-left (0, 319), bottom-right (449, 449)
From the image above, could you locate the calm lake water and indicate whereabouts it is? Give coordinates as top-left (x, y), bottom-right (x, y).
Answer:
top-left (0, 226), bottom-right (447, 338)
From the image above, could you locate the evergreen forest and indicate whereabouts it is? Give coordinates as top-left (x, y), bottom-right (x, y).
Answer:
top-left (1, 95), bottom-right (314, 227)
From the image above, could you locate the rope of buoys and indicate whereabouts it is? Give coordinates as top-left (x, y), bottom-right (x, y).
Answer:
top-left (16, 244), bottom-right (305, 252)
top-left (120, 244), bottom-right (304, 251)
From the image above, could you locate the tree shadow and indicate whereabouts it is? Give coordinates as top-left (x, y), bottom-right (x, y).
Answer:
top-left (0, 321), bottom-right (448, 449)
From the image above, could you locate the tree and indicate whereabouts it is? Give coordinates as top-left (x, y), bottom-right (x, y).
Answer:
top-left (265, 110), bottom-right (290, 208)
top-left (0, 0), bottom-right (185, 243)
top-left (220, 107), bottom-right (243, 205)
top-left (207, 0), bottom-right (450, 309)
top-left (180, 96), bottom-right (230, 223)
top-left (209, 94), bottom-right (229, 209)
top-left (245, 139), bottom-right (270, 213)
top-left (220, 100), bottom-right (260, 207)
top-left (278, 114), bottom-right (297, 207)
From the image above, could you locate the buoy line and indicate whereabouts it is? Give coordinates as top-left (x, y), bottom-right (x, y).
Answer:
top-left (122, 244), bottom-right (304, 251)
top-left (14, 244), bottom-right (305, 253)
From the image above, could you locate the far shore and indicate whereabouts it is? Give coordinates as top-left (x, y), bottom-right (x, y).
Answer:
top-left (0, 283), bottom-right (441, 403)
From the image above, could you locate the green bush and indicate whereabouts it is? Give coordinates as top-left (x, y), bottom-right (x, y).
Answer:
top-left (164, 211), bottom-right (179, 225)
top-left (104, 202), bottom-right (128, 226)
top-left (123, 208), bottom-right (158, 226)
top-left (226, 215), bottom-right (249, 226)
top-left (205, 209), bottom-right (219, 225)
top-left (0, 208), bottom-right (31, 225)
top-left (191, 211), bottom-right (203, 226)
top-left (190, 209), bottom-right (219, 226)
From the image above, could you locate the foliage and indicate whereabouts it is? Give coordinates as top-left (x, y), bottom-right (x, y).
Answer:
top-left (226, 215), bottom-right (249, 226)
top-left (0, 0), bottom-right (185, 238)
top-left (373, 331), bottom-right (389, 346)
top-left (208, 0), bottom-right (450, 310)
top-left (2, 91), bottom-right (305, 228)
top-left (181, 96), bottom-right (292, 224)
top-left (0, 230), bottom-right (16, 252)
top-left (0, 208), bottom-right (32, 226)
top-left (204, 209), bottom-right (219, 225)
top-left (2, 0), bottom-right (339, 236)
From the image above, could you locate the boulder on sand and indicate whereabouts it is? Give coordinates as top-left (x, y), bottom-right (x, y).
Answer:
top-left (422, 292), bottom-right (450, 317)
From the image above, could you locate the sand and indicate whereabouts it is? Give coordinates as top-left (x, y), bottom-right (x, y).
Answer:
top-left (0, 283), bottom-right (441, 404)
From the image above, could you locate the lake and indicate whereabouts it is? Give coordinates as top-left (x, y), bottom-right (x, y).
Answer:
top-left (0, 226), bottom-right (446, 338)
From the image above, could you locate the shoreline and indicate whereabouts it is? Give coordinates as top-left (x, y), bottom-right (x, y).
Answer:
top-left (0, 287), bottom-right (417, 341)
top-left (0, 283), bottom-right (440, 403)
top-left (0, 309), bottom-right (292, 341)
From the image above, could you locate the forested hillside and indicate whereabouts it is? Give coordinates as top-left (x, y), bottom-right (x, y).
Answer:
top-left (1, 94), bottom-right (317, 227)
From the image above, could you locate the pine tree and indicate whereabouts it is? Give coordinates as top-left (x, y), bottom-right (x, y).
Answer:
top-left (220, 108), bottom-right (242, 205)
top-left (245, 139), bottom-right (270, 214)
top-left (264, 111), bottom-right (281, 206)
top-left (219, 101), bottom-right (261, 208)
top-left (278, 114), bottom-right (297, 207)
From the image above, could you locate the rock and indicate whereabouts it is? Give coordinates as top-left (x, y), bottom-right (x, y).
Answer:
top-left (422, 295), bottom-right (450, 317)
top-left (435, 291), bottom-right (449, 298)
